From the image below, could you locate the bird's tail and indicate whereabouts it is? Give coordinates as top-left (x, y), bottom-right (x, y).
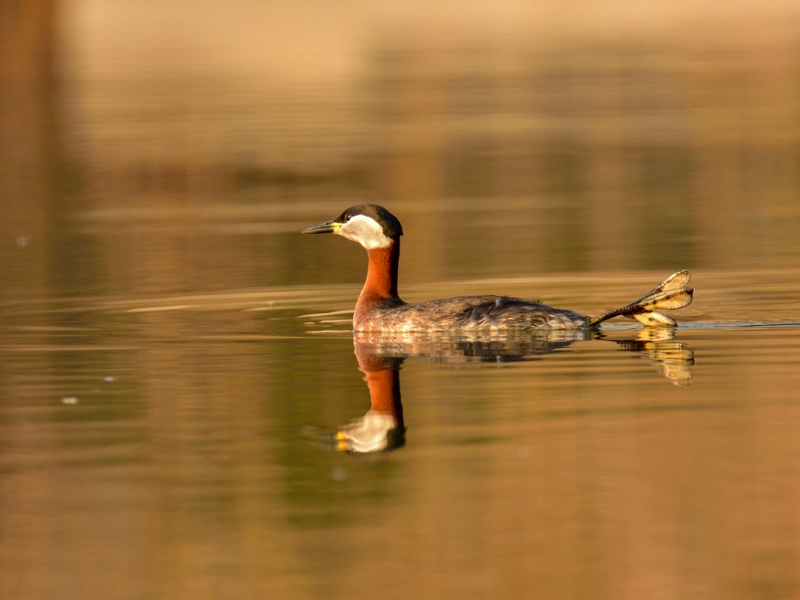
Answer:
top-left (587, 270), bottom-right (694, 328)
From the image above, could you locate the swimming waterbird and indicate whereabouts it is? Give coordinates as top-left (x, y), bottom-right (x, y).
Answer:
top-left (302, 204), bottom-right (693, 332)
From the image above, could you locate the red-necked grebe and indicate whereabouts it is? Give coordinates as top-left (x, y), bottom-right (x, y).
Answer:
top-left (303, 204), bottom-right (693, 332)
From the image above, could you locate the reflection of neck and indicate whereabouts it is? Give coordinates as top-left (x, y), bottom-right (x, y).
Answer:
top-left (356, 347), bottom-right (404, 430)
top-left (356, 239), bottom-right (402, 315)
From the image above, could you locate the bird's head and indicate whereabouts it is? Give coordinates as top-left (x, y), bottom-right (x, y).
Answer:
top-left (302, 204), bottom-right (403, 249)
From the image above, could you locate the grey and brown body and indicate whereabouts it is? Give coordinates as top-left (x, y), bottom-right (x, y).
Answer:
top-left (355, 295), bottom-right (587, 332)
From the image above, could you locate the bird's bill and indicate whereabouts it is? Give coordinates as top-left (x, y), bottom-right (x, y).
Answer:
top-left (302, 220), bottom-right (341, 235)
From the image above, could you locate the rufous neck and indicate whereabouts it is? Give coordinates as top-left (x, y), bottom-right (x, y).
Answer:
top-left (359, 239), bottom-right (401, 303)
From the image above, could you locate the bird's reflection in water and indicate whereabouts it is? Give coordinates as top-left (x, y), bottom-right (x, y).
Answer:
top-left (614, 328), bottom-right (696, 387)
top-left (309, 328), bottom-right (694, 454)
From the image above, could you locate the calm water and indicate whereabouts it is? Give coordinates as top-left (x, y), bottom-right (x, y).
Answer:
top-left (4, 2), bottom-right (800, 599)
top-left (3, 244), bottom-right (800, 599)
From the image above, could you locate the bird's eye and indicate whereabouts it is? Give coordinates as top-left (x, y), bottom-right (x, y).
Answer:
top-left (344, 215), bottom-right (351, 222)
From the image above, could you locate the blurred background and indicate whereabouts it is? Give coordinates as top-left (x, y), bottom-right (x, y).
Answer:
top-left (3, 2), bottom-right (800, 600)
top-left (3, 0), bottom-right (800, 297)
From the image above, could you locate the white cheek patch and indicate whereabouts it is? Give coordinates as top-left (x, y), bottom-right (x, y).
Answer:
top-left (338, 215), bottom-right (393, 249)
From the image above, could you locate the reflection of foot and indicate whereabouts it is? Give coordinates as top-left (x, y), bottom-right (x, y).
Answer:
top-left (641, 342), bottom-right (695, 387)
top-left (636, 327), bottom-right (678, 342)
top-left (614, 327), bottom-right (695, 387)
top-left (336, 409), bottom-right (406, 453)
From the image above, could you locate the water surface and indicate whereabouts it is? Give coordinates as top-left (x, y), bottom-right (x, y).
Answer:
top-left (3, 261), bottom-right (800, 598)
